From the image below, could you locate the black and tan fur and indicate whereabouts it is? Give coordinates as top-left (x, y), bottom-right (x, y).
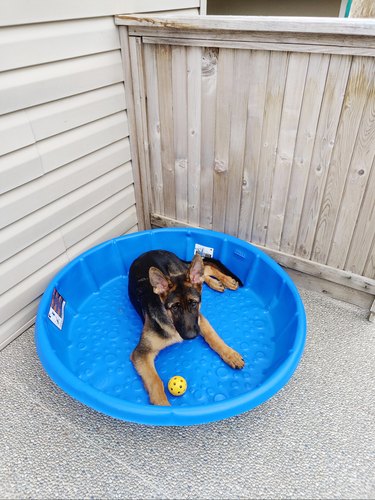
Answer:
top-left (128, 250), bottom-right (245, 406)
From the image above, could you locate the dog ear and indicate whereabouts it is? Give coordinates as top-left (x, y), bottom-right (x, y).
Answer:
top-left (188, 254), bottom-right (205, 285)
top-left (149, 267), bottom-right (171, 295)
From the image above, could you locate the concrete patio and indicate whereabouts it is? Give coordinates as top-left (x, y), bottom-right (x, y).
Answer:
top-left (0, 288), bottom-right (374, 499)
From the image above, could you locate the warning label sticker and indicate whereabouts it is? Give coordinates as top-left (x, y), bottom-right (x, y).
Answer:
top-left (194, 243), bottom-right (214, 258)
top-left (48, 288), bottom-right (66, 330)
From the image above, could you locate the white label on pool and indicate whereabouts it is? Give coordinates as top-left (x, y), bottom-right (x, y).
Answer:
top-left (48, 288), bottom-right (66, 330)
top-left (194, 244), bottom-right (214, 258)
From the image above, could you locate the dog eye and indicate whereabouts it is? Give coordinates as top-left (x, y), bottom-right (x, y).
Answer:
top-left (189, 300), bottom-right (198, 309)
top-left (171, 303), bottom-right (181, 312)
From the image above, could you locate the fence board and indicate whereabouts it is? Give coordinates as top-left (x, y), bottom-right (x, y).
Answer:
top-left (172, 45), bottom-right (188, 222)
top-left (224, 49), bottom-right (251, 236)
top-left (118, 15), bottom-right (375, 37)
top-left (238, 50), bottom-right (269, 242)
top-left (155, 44), bottom-right (176, 218)
top-left (364, 238), bottom-right (375, 279)
top-left (252, 51), bottom-right (289, 245)
top-left (200, 47), bottom-right (218, 229)
top-left (187, 46), bottom-right (202, 225)
top-left (266, 52), bottom-right (309, 250)
top-left (346, 154), bottom-right (375, 275)
top-left (143, 43), bottom-right (164, 216)
top-left (212, 48), bottom-right (234, 232)
top-left (141, 36), bottom-right (375, 57)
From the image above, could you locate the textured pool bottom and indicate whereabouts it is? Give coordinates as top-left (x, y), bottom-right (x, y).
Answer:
top-left (67, 276), bottom-right (275, 407)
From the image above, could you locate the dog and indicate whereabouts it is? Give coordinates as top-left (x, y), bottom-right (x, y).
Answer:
top-left (128, 249), bottom-right (245, 406)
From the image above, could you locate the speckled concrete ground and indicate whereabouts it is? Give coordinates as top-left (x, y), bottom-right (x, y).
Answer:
top-left (0, 289), bottom-right (374, 500)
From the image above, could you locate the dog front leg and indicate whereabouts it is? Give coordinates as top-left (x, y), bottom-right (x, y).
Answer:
top-left (199, 314), bottom-right (245, 369)
top-left (131, 346), bottom-right (170, 406)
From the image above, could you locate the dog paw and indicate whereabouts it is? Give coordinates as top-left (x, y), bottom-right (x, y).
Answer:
top-left (224, 277), bottom-right (240, 291)
top-left (222, 348), bottom-right (245, 369)
top-left (205, 276), bottom-right (225, 292)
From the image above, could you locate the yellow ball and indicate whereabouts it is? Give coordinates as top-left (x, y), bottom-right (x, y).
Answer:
top-left (168, 376), bottom-right (187, 396)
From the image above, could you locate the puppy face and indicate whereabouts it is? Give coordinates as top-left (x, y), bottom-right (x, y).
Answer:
top-left (149, 254), bottom-right (204, 340)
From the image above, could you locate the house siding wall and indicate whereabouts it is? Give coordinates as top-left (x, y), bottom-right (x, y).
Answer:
top-left (0, 1), bottom-right (202, 349)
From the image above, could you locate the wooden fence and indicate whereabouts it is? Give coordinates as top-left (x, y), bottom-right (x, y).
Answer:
top-left (117, 15), bottom-right (375, 320)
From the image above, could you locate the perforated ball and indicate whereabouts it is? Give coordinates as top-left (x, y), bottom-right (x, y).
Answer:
top-left (168, 376), bottom-right (187, 396)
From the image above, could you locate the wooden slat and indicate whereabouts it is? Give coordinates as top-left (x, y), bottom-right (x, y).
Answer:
top-left (252, 51), bottom-right (289, 246)
top-left (172, 45), bottom-right (188, 222)
top-left (212, 48), bottom-right (234, 232)
top-left (280, 53), bottom-right (330, 255)
top-left (155, 43), bottom-right (176, 218)
top-left (141, 36), bottom-right (375, 57)
top-left (134, 28), bottom-right (375, 52)
top-left (119, 27), bottom-right (148, 230)
top-left (143, 43), bottom-right (164, 216)
top-left (266, 52), bottom-right (309, 250)
top-left (224, 49), bottom-right (251, 235)
top-left (346, 154), bottom-right (375, 275)
top-left (238, 50), bottom-right (269, 242)
top-left (117, 15), bottom-right (375, 37)
top-left (186, 46), bottom-right (202, 225)
top-left (295, 54), bottom-right (352, 259)
top-left (364, 238), bottom-right (375, 280)
top-left (370, 299), bottom-right (375, 323)
top-left (199, 47), bottom-right (218, 229)
top-left (129, 36), bottom-right (153, 226)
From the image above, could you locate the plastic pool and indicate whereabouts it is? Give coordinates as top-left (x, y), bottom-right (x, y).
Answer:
top-left (35, 228), bottom-right (306, 426)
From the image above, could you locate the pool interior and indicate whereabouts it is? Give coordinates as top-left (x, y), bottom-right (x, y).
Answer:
top-left (44, 231), bottom-right (299, 408)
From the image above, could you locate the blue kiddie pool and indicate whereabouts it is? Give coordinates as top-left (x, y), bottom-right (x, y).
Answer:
top-left (35, 228), bottom-right (306, 426)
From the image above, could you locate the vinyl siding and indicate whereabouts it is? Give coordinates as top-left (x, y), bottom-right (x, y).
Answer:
top-left (0, 1), bottom-right (202, 349)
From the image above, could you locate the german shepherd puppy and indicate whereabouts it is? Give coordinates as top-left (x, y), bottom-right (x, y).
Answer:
top-left (128, 250), bottom-right (245, 406)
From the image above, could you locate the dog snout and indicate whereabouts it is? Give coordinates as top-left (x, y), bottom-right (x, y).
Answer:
top-left (183, 330), bottom-right (199, 340)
